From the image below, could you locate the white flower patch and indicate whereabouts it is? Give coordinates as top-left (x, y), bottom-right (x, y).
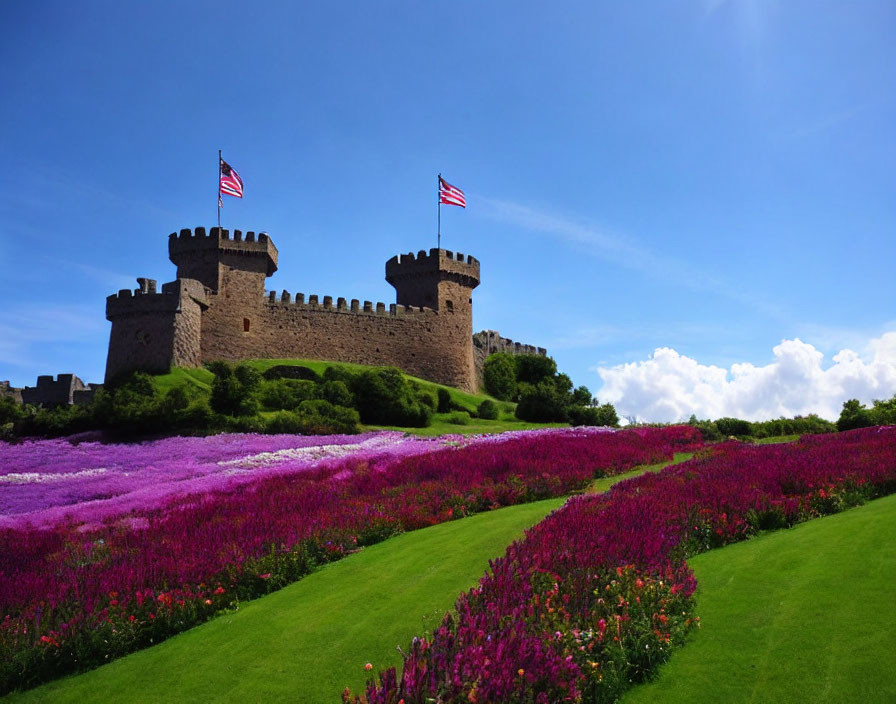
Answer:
top-left (217, 435), bottom-right (406, 471)
top-left (0, 468), bottom-right (109, 484)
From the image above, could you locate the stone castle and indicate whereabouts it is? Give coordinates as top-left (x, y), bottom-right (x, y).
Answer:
top-left (103, 227), bottom-right (544, 392)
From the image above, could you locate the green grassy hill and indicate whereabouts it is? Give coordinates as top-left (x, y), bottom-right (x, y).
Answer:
top-left (623, 492), bottom-right (896, 703)
top-left (152, 358), bottom-right (561, 435)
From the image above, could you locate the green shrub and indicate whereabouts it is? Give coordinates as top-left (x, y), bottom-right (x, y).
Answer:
top-left (205, 360), bottom-right (232, 379)
top-left (571, 385), bottom-right (593, 407)
top-left (317, 380), bottom-right (354, 408)
top-left (447, 411), bottom-right (472, 425)
top-left (482, 353), bottom-right (517, 400)
top-left (265, 410), bottom-right (306, 434)
top-left (351, 367), bottom-right (432, 427)
top-left (258, 379), bottom-right (317, 410)
top-left (715, 417), bottom-right (753, 437)
top-left (209, 363), bottom-right (260, 417)
top-left (265, 401), bottom-right (360, 435)
top-left (0, 397), bottom-right (23, 425)
top-left (568, 404), bottom-right (619, 427)
top-left (18, 404), bottom-right (95, 437)
top-left (226, 414), bottom-right (267, 433)
top-left (514, 354), bottom-right (557, 385)
top-left (323, 365), bottom-right (358, 386)
top-left (437, 388), bottom-right (452, 413)
top-left (869, 396), bottom-right (896, 426)
top-left (688, 415), bottom-right (723, 442)
top-left (262, 365), bottom-right (321, 382)
top-left (418, 392), bottom-right (436, 411)
top-left (210, 374), bottom-right (244, 416)
top-left (554, 373), bottom-right (573, 396)
top-left (837, 399), bottom-right (873, 431)
top-left (751, 414), bottom-right (836, 438)
top-left (515, 380), bottom-right (569, 423)
top-left (296, 399), bottom-right (360, 434)
top-left (233, 364), bottom-right (262, 391)
top-left (477, 399), bottom-right (499, 420)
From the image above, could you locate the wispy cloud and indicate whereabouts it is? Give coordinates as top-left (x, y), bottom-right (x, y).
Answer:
top-left (475, 196), bottom-right (783, 318)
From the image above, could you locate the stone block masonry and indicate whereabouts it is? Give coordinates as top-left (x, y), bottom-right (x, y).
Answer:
top-left (105, 228), bottom-right (542, 393)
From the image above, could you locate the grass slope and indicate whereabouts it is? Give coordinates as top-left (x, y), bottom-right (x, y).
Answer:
top-left (7, 499), bottom-right (565, 703)
top-left (152, 359), bottom-right (555, 435)
top-left (624, 492), bottom-right (896, 704)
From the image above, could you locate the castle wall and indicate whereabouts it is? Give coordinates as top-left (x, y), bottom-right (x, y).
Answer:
top-left (201, 294), bottom-right (477, 391)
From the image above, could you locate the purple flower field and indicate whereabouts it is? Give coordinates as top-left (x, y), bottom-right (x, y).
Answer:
top-left (0, 431), bottom-right (440, 530)
top-left (351, 426), bottom-right (896, 704)
top-left (0, 425), bottom-right (700, 694)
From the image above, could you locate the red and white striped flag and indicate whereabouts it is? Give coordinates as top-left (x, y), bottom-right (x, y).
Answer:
top-left (439, 176), bottom-right (466, 208)
top-left (219, 159), bottom-right (244, 199)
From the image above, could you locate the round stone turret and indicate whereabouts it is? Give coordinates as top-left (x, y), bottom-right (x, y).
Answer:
top-left (385, 248), bottom-right (480, 315)
top-left (168, 226), bottom-right (278, 293)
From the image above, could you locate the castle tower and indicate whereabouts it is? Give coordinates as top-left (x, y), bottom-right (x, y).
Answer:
top-left (385, 248), bottom-right (480, 316)
top-left (386, 248), bottom-right (480, 389)
top-left (168, 226), bottom-right (278, 296)
top-left (104, 277), bottom-right (209, 383)
top-left (167, 227), bottom-right (278, 365)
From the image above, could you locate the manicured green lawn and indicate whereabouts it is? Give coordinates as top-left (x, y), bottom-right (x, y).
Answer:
top-left (624, 492), bottom-right (896, 704)
top-left (587, 452), bottom-right (693, 493)
top-left (6, 498), bottom-right (565, 703)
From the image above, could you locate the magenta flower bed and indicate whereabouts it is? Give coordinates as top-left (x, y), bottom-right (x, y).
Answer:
top-left (0, 425), bottom-right (700, 694)
top-left (351, 427), bottom-right (896, 704)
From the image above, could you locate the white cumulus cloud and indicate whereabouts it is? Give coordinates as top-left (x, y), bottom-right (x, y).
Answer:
top-left (596, 332), bottom-right (896, 422)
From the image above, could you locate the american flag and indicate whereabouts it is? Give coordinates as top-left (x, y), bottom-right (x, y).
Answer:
top-left (219, 159), bottom-right (243, 199)
top-left (439, 176), bottom-right (465, 208)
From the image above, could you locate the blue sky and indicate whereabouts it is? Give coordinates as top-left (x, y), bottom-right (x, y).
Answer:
top-left (1, 1), bottom-right (894, 421)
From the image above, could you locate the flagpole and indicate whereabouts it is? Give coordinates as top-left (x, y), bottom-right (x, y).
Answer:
top-left (217, 150), bottom-right (222, 229)
top-left (437, 172), bottom-right (441, 250)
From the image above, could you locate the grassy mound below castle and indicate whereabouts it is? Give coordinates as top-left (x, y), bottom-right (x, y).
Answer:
top-left (4, 358), bottom-right (575, 440)
top-left (154, 358), bottom-right (544, 436)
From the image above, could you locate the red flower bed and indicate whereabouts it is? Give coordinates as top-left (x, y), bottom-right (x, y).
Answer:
top-left (0, 426), bottom-right (699, 694)
top-left (351, 427), bottom-right (896, 704)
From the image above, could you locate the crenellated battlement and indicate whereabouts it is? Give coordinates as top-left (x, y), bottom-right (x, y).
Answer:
top-left (473, 329), bottom-right (547, 358)
top-left (264, 291), bottom-right (437, 316)
top-left (385, 248), bottom-right (480, 287)
top-left (106, 278), bottom-right (208, 320)
top-left (168, 226), bottom-right (278, 276)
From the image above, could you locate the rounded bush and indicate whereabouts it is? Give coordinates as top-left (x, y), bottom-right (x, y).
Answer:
top-left (477, 399), bottom-right (499, 420)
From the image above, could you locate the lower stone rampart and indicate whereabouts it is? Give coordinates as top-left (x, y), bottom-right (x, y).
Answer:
top-left (473, 330), bottom-right (549, 384)
top-left (0, 381), bottom-right (23, 405)
top-left (21, 374), bottom-right (86, 407)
